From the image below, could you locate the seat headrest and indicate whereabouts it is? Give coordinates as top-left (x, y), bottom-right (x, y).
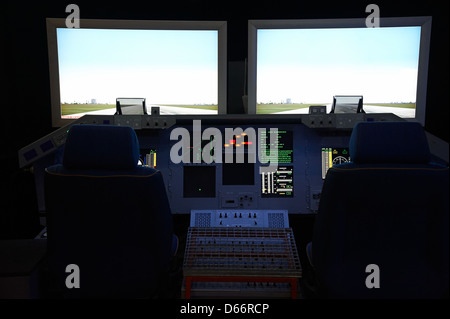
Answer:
top-left (349, 122), bottom-right (431, 164)
top-left (63, 124), bottom-right (140, 170)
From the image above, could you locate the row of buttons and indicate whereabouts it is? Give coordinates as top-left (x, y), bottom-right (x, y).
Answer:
top-left (219, 212), bottom-right (258, 218)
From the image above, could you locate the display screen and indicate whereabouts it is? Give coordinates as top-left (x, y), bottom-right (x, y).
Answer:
top-left (139, 149), bottom-right (157, 168)
top-left (222, 132), bottom-right (255, 185)
top-left (254, 24), bottom-right (424, 119)
top-left (321, 147), bottom-right (351, 179)
top-left (47, 19), bottom-right (227, 126)
top-left (183, 166), bottom-right (216, 198)
top-left (259, 130), bottom-right (293, 164)
top-left (57, 28), bottom-right (219, 118)
top-left (222, 162), bottom-right (255, 185)
top-left (261, 166), bottom-right (293, 197)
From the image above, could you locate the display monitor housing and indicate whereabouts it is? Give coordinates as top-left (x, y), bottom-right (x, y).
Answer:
top-left (248, 17), bottom-right (432, 125)
top-left (47, 18), bottom-right (227, 127)
top-left (331, 95), bottom-right (364, 114)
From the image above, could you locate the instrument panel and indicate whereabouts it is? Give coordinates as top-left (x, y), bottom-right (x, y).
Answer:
top-left (20, 113), bottom-right (405, 214)
top-left (137, 121), bottom-right (350, 214)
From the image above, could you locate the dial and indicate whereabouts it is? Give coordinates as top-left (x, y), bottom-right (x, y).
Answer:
top-left (332, 155), bottom-right (349, 165)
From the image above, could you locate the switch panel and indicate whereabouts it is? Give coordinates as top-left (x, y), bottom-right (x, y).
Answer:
top-left (190, 209), bottom-right (289, 228)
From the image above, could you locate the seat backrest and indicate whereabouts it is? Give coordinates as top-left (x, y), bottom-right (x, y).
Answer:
top-left (312, 121), bottom-right (449, 298)
top-left (45, 124), bottom-right (174, 298)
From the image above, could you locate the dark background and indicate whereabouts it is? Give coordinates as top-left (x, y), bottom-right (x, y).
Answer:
top-left (1, 0), bottom-right (448, 238)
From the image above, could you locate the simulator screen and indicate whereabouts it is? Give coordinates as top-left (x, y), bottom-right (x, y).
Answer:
top-left (256, 26), bottom-right (421, 118)
top-left (56, 28), bottom-right (219, 118)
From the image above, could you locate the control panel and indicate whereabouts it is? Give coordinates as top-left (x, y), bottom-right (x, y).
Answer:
top-left (190, 209), bottom-right (289, 228)
top-left (20, 112), bottom-right (423, 215)
top-left (18, 113), bottom-right (401, 169)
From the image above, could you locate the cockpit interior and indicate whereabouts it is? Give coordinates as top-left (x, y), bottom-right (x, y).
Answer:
top-left (2, 0), bottom-right (448, 308)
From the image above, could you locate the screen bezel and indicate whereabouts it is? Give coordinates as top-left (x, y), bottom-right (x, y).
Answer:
top-left (47, 18), bottom-right (228, 127)
top-left (247, 17), bottom-right (432, 125)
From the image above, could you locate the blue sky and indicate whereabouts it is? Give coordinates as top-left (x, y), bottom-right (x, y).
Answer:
top-left (257, 26), bottom-right (421, 104)
top-left (57, 28), bottom-right (218, 104)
